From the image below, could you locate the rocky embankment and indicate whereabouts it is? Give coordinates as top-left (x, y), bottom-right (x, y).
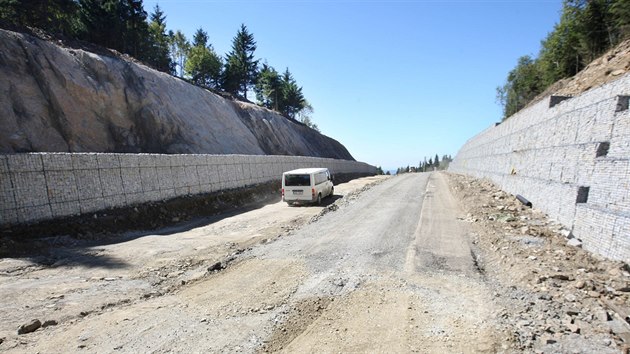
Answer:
top-left (0, 28), bottom-right (353, 159)
top-left (448, 173), bottom-right (630, 353)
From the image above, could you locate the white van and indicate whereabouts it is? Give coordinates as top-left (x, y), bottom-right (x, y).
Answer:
top-left (282, 168), bottom-right (334, 205)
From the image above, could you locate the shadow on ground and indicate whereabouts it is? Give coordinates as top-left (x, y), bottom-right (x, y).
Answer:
top-left (0, 173), bottom-right (370, 268)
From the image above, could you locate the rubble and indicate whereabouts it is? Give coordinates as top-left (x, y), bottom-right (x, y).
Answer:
top-left (447, 173), bottom-right (630, 353)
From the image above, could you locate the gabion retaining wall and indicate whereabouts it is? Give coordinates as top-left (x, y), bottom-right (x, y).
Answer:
top-left (450, 73), bottom-right (630, 263)
top-left (0, 153), bottom-right (376, 226)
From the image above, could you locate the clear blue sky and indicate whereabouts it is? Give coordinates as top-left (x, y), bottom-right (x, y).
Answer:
top-left (145, 0), bottom-right (562, 170)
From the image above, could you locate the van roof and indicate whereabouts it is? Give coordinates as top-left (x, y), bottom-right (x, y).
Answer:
top-left (283, 168), bottom-right (329, 175)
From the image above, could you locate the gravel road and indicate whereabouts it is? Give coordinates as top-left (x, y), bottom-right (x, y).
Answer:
top-left (1, 173), bottom-right (508, 353)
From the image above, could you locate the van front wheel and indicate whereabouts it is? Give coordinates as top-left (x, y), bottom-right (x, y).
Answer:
top-left (329, 187), bottom-right (334, 197)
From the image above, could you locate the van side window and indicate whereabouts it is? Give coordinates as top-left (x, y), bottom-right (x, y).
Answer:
top-left (314, 172), bottom-right (326, 185)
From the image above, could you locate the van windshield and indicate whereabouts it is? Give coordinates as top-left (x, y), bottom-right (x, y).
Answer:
top-left (284, 174), bottom-right (311, 186)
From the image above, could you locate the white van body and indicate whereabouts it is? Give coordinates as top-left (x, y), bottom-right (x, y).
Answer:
top-left (282, 168), bottom-right (334, 205)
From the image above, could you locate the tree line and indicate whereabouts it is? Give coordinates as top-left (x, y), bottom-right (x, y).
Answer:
top-left (0, 0), bottom-right (315, 128)
top-left (497, 0), bottom-right (630, 119)
top-left (386, 154), bottom-right (453, 175)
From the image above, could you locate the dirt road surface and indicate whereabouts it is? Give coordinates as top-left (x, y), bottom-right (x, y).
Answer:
top-left (1, 173), bottom-right (505, 353)
top-left (2, 172), bottom-right (628, 353)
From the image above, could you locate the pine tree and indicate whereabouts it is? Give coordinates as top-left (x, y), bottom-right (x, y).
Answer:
top-left (146, 4), bottom-right (173, 73)
top-left (1, 0), bottom-right (79, 35)
top-left (279, 68), bottom-right (306, 119)
top-left (78, 0), bottom-right (122, 49)
top-left (123, 0), bottom-right (150, 60)
top-left (222, 24), bottom-right (259, 99)
top-left (192, 27), bottom-right (209, 47)
top-left (254, 63), bottom-right (282, 110)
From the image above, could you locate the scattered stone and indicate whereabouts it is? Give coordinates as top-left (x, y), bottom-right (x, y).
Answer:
top-left (18, 319), bottom-right (41, 334)
top-left (559, 229), bottom-right (572, 238)
top-left (42, 320), bottom-right (58, 327)
top-left (567, 239), bottom-right (583, 248)
top-left (208, 262), bottom-right (224, 272)
top-left (332, 278), bottom-right (346, 287)
top-left (551, 274), bottom-right (571, 281)
top-left (574, 281), bottom-right (586, 289)
top-left (566, 322), bottom-right (581, 333)
top-left (566, 309), bottom-right (580, 316)
top-left (564, 294), bottom-right (577, 302)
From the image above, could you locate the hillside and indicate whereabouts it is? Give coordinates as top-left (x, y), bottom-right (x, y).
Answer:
top-left (527, 38), bottom-right (630, 110)
top-left (0, 29), bottom-right (354, 160)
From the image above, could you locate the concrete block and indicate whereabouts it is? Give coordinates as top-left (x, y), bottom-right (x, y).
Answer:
top-left (120, 167), bottom-right (143, 194)
top-left (118, 154), bottom-right (140, 168)
top-left (8, 154), bottom-right (43, 172)
top-left (50, 200), bottom-right (80, 218)
top-left (0, 155), bottom-right (8, 174)
top-left (171, 166), bottom-right (187, 188)
top-left (242, 164), bottom-right (252, 180)
top-left (208, 165), bottom-right (220, 184)
top-left (72, 153), bottom-right (98, 170)
top-left (11, 171), bottom-right (48, 208)
top-left (184, 165), bottom-right (199, 186)
top-left (160, 188), bottom-right (175, 200)
top-left (0, 208), bottom-right (18, 225)
top-left (45, 170), bottom-right (79, 203)
top-left (74, 169), bottom-right (103, 200)
top-left (79, 196), bottom-right (105, 214)
top-left (153, 154), bottom-right (171, 167)
top-left (232, 164), bottom-right (244, 181)
top-left (196, 165), bottom-right (209, 183)
top-left (608, 139), bottom-right (630, 157)
top-left (217, 164), bottom-right (229, 183)
top-left (175, 186), bottom-right (190, 196)
top-left (199, 183), bottom-right (213, 193)
top-left (96, 154), bottom-right (121, 169)
top-left (99, 169), bottom-right (123, 197)
top-left (138, 154), bottom-right (157, 167)
top-left (156, 167), bottom-right (173, 190)
top-left (169, 154), bottom-right (184, 167)
top-left (125, 192), bottom-right (147, 206)
top-left (17, 205), bottom-right (52, 223)
top-left (143, 190), bottom-right (161, 202)
top-left (139, 167), bottom-right (159, 192)
top-left (0, 173), bottom-right (15, 210)
top-left (102, 195), bottom-right (126, 209)
top-left (206, 155), bottom-right (221, 166)
top-left (42, 153), bottom-right (73, 171)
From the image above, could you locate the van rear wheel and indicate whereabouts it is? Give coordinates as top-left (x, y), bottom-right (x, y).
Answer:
top-left (317, 193), bottom-right (322, 205)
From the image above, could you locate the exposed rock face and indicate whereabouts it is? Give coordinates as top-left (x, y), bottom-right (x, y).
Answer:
top-left (0, 29), bottom-right (354, 160)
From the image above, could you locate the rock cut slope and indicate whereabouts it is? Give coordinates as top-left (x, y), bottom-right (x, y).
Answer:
top-left (0, 28), bottom-right (353, 160)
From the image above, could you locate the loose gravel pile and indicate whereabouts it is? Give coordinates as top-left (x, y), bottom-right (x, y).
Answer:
top-left (447, 172), bottom-right (630, 353)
